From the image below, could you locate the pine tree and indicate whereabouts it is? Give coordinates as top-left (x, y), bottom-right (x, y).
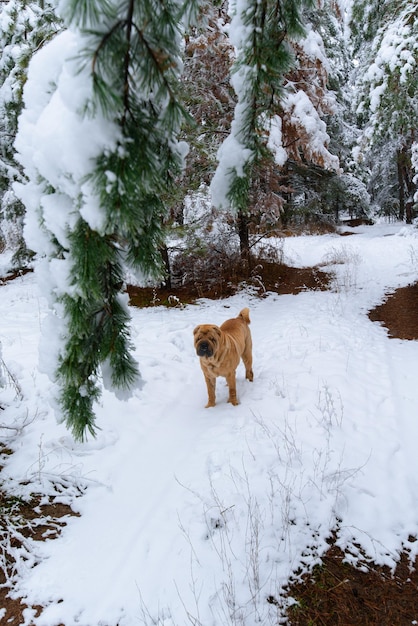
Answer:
top-left (211, 0), bottom-right (310, 256)
top-left (15, 0), bottom-right (198, 440)
top-left (0, 0), bottom-right (60, 264)
top-left (177, 2), bottom-right (235, 203)
top-left (210, 0), bottom-right (341, 257)
top-left (351, 0), bottom-right (418, 222)
top-left (278, 0), bottom-right (347, 224)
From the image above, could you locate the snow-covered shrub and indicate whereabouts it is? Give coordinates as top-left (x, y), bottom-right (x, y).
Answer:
top-left (169, 188), bottom-right (241, 294)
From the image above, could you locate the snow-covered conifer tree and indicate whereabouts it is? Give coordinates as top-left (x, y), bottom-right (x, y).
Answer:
top-left (211, 0), bottom-right (340, 256)
top-left (352, 0), bottom-right (418, 221)
top-left (0, 0), bottom-right (60, 263)
top-left (14, 0), bottom-right (197, 440)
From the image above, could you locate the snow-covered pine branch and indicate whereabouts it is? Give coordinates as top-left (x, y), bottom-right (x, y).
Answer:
top-left (14, 0), bottom-right (195, 440)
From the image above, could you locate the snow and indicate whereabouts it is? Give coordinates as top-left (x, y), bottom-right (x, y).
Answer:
top-left (299, 25), bottom-right (330, 71)
top-left (2, 222), bottom-right (418, 625)
top-left (267, 116), bottom-right (288, 167)
top-left (364, 8), bottom-right (417, 114)
top-left (14, 28), bottom-right (122, 243)
top-left (210, 126), bottom-right (253, 208)
top-left (3, 4), bottom-right (418, 619)
top-left (283, 90), bottom-right (340, 172)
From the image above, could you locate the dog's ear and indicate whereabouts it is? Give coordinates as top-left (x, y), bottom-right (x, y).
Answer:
top-left (193, 326), bottom-right (201, 336)
top-left (212, 326), bottom-right (222, 337)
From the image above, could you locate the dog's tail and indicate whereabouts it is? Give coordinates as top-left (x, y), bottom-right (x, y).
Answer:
top-left (239, 307), bottom-right (250, 324)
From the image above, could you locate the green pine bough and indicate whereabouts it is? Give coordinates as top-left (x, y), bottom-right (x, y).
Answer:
top-left (52, 0), bottom-right (197, 440)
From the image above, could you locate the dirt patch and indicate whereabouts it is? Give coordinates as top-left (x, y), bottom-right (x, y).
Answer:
top-left (369, 281), bottom-right (418, 340)
top-left (0, 267), bottom-right (33, 286)
top-left (0, 491), bottom-right (78, 625)
top-left (127, 261), bottom-right (332, 307)
top-left (283, 539), bottom-right (418, 625)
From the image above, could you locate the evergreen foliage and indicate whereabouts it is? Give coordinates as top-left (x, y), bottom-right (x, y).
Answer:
top-left (352, 0), bottom-right (418, 221)
top-left (58, 0), bottom-right (197, 439)
top-left (0, 0), bottom-right (60, 264)
top-left (282, 0), bottom-right (371, 221)
top-left (212, 0), bottom-right (315, 215)
top-left (210, 0), bottom-right (345, 256)
top-left (14, 0), bottom-right (197, 440)
top-left (177, 3), bottom-right (235, 201)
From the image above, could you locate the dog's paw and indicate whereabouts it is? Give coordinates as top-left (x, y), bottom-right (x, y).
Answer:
top-left (246, 370), bottom-right (254, 382)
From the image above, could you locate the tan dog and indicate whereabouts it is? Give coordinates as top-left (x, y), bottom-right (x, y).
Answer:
top-left (193, 308), bottom-right (253, 407)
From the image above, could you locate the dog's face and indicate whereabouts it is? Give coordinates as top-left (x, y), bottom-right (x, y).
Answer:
top-left (193, 324), bottom-right (222, 358)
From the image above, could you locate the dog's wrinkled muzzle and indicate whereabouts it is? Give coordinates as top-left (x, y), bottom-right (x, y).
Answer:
top-left (196, 341), bottom-right (213, 358)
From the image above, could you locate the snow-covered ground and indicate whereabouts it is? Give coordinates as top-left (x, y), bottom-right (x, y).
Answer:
top-left (1, 221), bottom-right (418, 626)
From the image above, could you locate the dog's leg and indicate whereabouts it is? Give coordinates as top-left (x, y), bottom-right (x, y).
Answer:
top-left (242, 341), bottom-right (254, 382)
top-left (204, 373), bottom-right (216, 408)
top-left (226, 371), bottom-right (239, 405)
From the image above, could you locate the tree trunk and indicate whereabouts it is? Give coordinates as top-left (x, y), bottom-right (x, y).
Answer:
top-left (237, 209), bottom-right (250, 272)
top-left (402, 145), bottom-right (414, 225)
top-left (160, 245), bottom-right (172, 289)
top-left (397, 149), bottom-right (405, 221)
top-left (405, 201), bottom-right (413, 225)
top-left (280, 163), bottom-right (292, 226)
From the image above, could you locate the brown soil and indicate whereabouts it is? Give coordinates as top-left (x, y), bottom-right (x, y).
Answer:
top-left (369, 282), bottom-right (418, 340)
top-left (0, 489), bottom-right (77, 625)
top-left (283, 538), bottom-right (418, 625)
top-left (1, 261), bottom-right (418, 625)
top-left (127, 260), bottom-right (332, 307)
top-left (0, 267), bottom-right (33, 285)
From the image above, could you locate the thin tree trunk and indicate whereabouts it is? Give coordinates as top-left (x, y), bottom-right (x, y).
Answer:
top-left (402, 144), bottom-right (414, 225)
top-left (160, 245), bottom-right (172, 289)
top-left (237, 209), bottom-right (250, 272)
top-left (397, 148), bottom-right (405, 221)
top-left (405, 200), bottom-right (413, 225)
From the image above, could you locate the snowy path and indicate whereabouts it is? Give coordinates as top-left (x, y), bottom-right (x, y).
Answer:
top-left (1, 224), bottom-right (418, 625)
